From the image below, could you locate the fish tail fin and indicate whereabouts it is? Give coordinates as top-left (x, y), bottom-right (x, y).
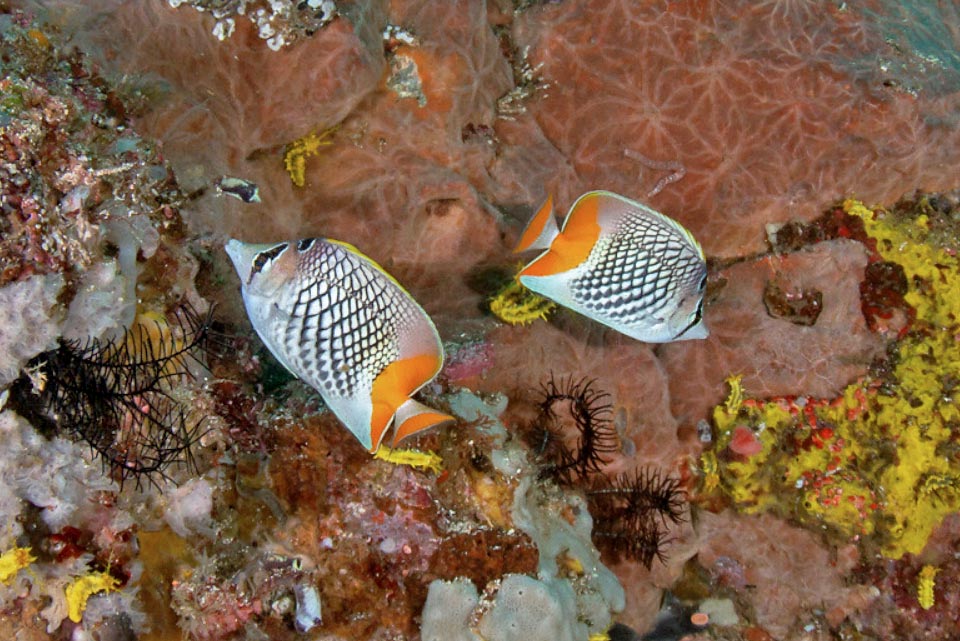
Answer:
top-left (514, 195), bottom-right (559, 253)
top-left (519, 193), bottom-right (601, 278)
top-left (391, 398), bottom-right (454, 446)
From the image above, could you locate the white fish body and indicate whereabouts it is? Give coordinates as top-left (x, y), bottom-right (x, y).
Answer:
top-left (514, 190), bottom-right (708, 342)
top-left (225, 237), bottom-right (452, 451)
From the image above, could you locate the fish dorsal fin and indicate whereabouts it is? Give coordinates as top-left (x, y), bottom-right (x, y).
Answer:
top-left (514, 196), bottom-right (560, 253)
top-left (593, 190), bottom-right (706, 260)
top-left (392, 399), bottom-right (454, 446)
top-left (519, 192), bottom-right (602, 278)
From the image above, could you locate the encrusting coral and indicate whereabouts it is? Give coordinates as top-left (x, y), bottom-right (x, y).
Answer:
top-left (705, 196), bottom-right (960, 559)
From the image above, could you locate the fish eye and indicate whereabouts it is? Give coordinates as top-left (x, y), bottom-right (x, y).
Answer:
top-left (251, 243), bottom-right (288, 276)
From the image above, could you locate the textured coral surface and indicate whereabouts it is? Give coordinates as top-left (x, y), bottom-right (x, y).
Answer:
top-left (3, 0), bottom-right (960, 639)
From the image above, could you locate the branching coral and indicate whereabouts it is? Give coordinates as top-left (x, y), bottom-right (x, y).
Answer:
top-left (705, 196), bottom-right (960, 558)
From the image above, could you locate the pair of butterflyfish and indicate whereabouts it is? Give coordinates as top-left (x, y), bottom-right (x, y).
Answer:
top-left (225, 191), bottom-right (707, 451)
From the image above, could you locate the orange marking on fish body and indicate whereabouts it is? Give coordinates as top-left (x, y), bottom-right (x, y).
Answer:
top-left (520, 194), bottom-right (600, 277)
top-left (368, 354), bottom-right (441, 451)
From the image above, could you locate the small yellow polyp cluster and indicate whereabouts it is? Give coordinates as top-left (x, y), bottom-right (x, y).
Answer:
top-left (66, 571), bottom-right (121, 623)
top-left (283, 127), bottom-right (337, 188)
top-left (373, 445), bottom-right (443, 474)
top-left (705, 200), bottom-right (960, 559)
top-left (489, 278), bottom-right (555, 325)
top-left (917, 565), bottom-right (938, 610)
top-left (0, 546), bottom-right (35, 584)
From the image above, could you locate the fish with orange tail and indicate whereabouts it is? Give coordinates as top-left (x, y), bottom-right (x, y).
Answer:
top-left (226, 238), bottom-right (453, 451)
top-left (514, 190), bottom-right (708, 342)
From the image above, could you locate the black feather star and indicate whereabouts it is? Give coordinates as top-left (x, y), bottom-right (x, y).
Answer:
top-left (586, 468), bottom-right (687, 569)
top-left (527, 374), bottom-right (688, 569)
top-left (531, 375), bottom-right (619, 483)
top-left (11, 303), bottom-right (214, 490)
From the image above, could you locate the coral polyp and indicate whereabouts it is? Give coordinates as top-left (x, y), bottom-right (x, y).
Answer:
top-left (705, 197), bottom-right (960, 559)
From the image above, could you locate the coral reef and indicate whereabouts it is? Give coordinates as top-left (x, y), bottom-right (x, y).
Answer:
top-left (2, 1), bottom-right (960, 639)
top-left (705, 198), bottom-right (960, 560)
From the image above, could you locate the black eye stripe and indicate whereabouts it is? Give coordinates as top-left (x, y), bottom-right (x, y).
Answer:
top-left (252, 243), bottom-right (288, 275)
top-left (674, 298), bottom-right (705, 339)
top-left (297, 238), bottom-right (316, 252)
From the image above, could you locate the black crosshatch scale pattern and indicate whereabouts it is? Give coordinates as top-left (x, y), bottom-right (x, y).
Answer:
top-left (281, 240), bottom-right (419, 399)
top-left (570, 213), bottom-right (705, 323)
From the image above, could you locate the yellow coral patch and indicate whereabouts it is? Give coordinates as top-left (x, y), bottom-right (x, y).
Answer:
top-left (489, 278), bottom-right (555, 325)
top-left (66, 572), bottom-right (121, 622)
top-left (0, 547), bottom-right (35, 584)
top-left (283, 127), bottom-right (337, 188)
top-left (373, 445), bottom-right (443, 474)
top-left (706, 200), bottom-right (960, 558)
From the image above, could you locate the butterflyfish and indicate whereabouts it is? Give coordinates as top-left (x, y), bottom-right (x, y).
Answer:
top-left (514, 190), bottom-right (708, 342)
top-left (225, 238), bottom-right (454, 451)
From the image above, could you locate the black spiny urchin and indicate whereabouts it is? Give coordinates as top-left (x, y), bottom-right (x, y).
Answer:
top-left (530, 375), bottom-right (619, 483)
top-left (11, 303), bottom-right (213, 489)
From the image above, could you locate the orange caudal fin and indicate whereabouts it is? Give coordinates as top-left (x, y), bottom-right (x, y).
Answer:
top-left (514, 195), bottom-right (559, 253)
top-left (369, 353), bottom-right (444, 452)
top-left (519, 192), bottom-right (601, 278)
top-left (392, 398), bottom-right (454, 446)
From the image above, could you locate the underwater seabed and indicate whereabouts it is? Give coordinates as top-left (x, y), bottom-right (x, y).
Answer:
top-left (2, 1), bottom-right (960, 640)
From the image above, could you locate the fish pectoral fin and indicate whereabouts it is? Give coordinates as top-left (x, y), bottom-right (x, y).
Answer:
top-left (514, 195), bottom-right (559, 253)
top-left (391, 398), bottom-right (454, 446)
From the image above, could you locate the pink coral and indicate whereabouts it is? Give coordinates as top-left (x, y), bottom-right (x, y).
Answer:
top-left (512, 1), bottom-right (960, 257)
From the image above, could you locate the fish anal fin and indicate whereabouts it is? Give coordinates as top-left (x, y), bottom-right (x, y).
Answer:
top-left (392, 399), bottom-right (454, 445)
top-left (520, 194), bottom-right (601, 278)
top-left (368, 353), bottom-right (442, 452)
top-left (514, 195), bottom-right (559, 253)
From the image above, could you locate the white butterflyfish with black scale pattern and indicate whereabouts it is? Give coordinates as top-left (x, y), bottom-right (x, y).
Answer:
top-left (225, 237), bottom-right (453, 452)
top-left (514, 190), bottom-right (709, 343)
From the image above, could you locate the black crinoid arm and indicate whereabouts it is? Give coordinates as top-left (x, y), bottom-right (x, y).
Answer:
top-left (530, 374), bottom-right (619, 483)
top-left (9, 303), bottom-right (214, 490)
top-left (524, 373), bottom-right (689, 569)
top-left (586, 467), bottom-right (687, 569)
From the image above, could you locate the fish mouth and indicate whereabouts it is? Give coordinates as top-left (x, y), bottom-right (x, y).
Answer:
top-left (672, 298), bottom-right (708, 340)
top-left (225, 239), bottom-right (263, 282)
